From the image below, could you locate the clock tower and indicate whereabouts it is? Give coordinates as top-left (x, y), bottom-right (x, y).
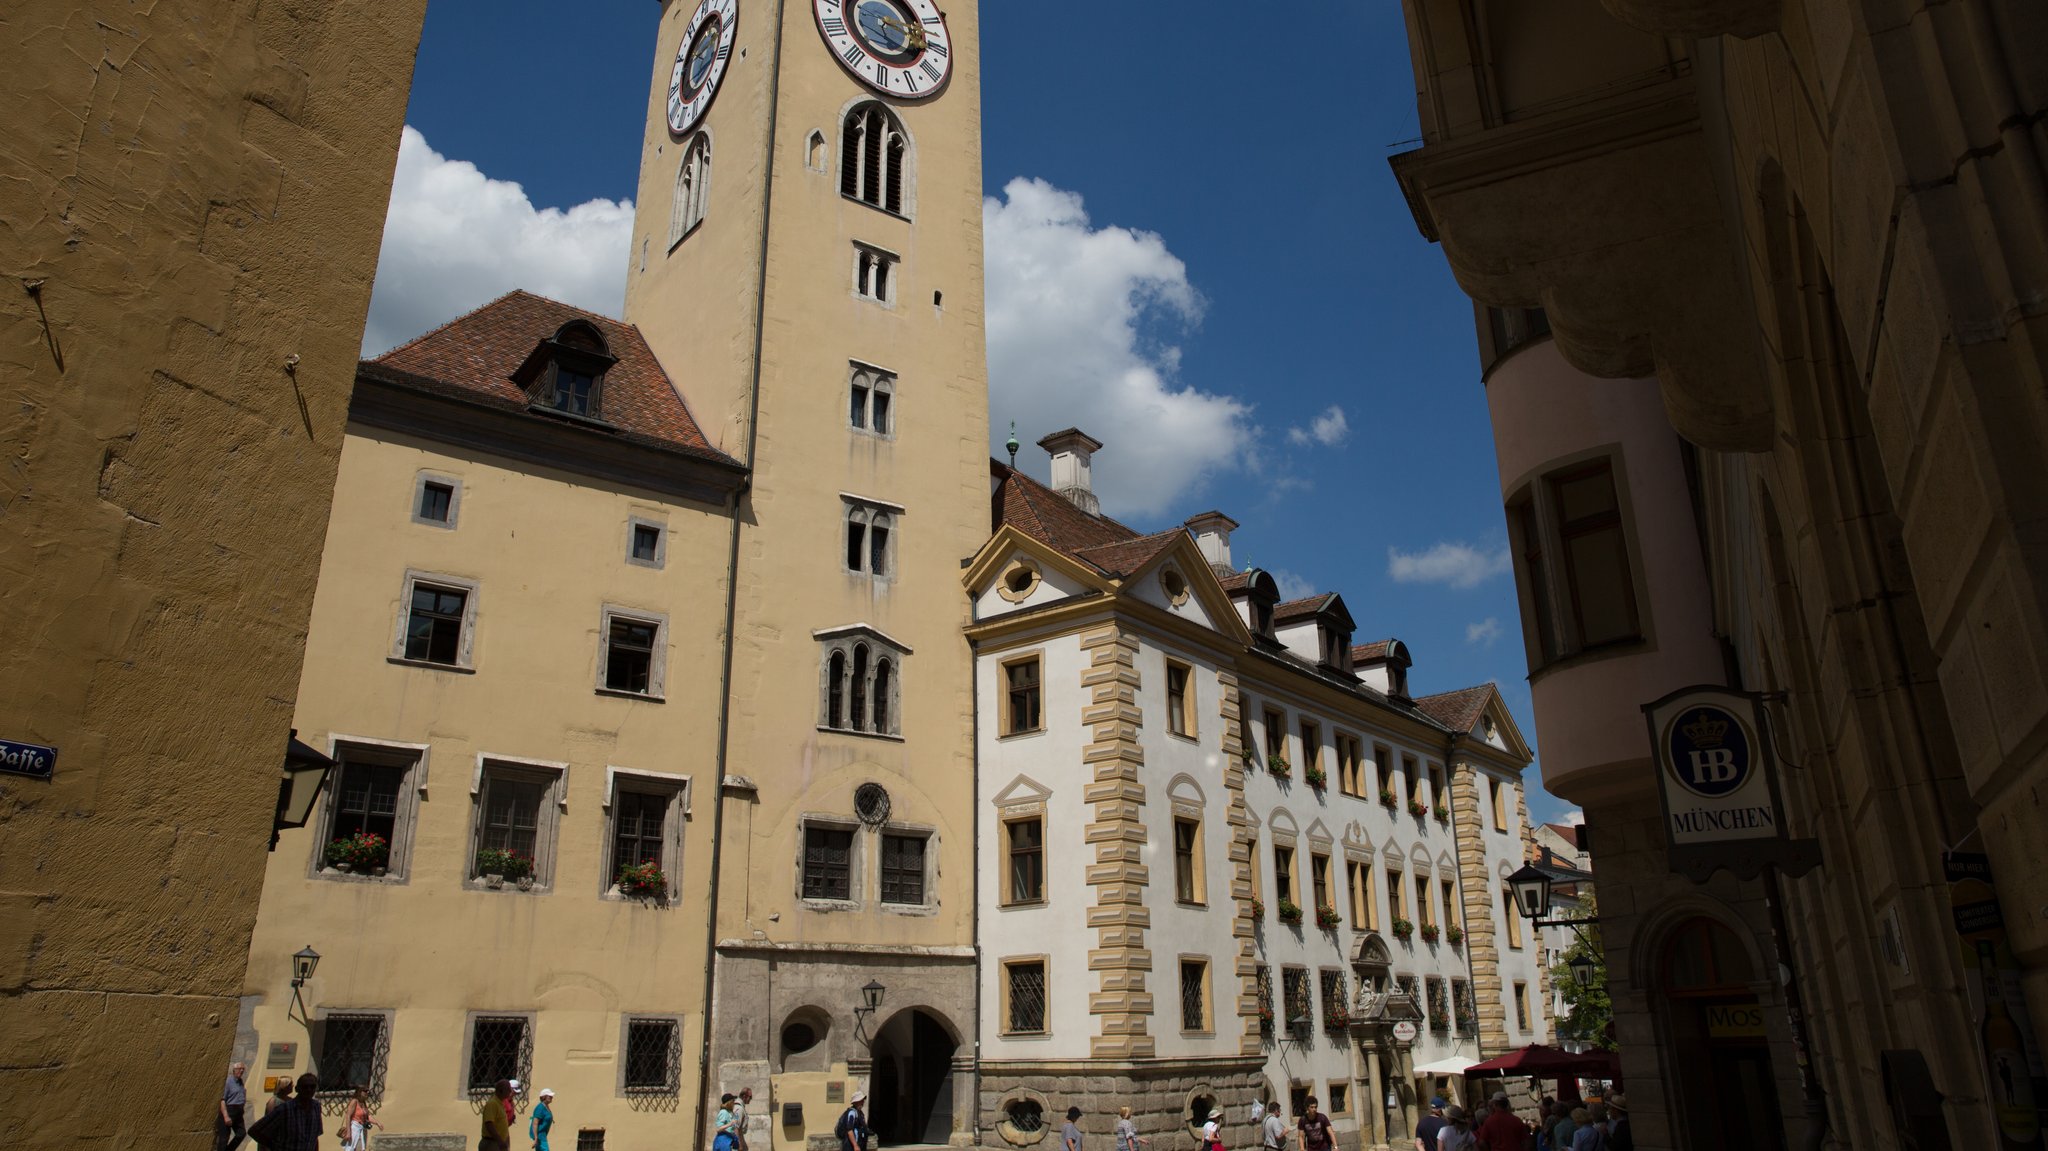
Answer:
top-left (624, 0), bottom-right (988, 1141)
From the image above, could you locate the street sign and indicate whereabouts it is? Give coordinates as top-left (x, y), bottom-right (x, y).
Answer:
top-left (1391, 1021), bottom-right (1418, 1045)
top-left (0, 738), bottom-right (55, 781)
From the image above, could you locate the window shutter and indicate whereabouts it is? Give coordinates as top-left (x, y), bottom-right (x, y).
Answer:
top-left (885, 135), bottom-right (904, 214)
top-left (840, 115), bottom-right (862, 198)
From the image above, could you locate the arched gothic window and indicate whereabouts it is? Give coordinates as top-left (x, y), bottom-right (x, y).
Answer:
top-left (844, 500), bottom-right (897, 578)
top-left (849, 364), bottom-right (895, 436)
top-left (839, 103), bottom-right (907, 215)
top-left (669, 133), bottom-right (711, 247)
top-left (817, 628), bottom-right (906, 736)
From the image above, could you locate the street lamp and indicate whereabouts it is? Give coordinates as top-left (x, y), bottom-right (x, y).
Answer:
top-left (854, 980), bottom-right (886, 1046)
top-left (272, 730), bottom-right (337, 851)
top-left (1507, 864), bottom-right (1553, 922)
top-left (291, 945), bottom-right (322, 987)
top-left (1569, 953), bottom-right (1598, 989)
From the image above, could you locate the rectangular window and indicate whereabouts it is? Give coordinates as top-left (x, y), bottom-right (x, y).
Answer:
top-left (1502, 883), bottom-right (1525, 949)
top-left (1273, 844), bottom-right (1297, 907)
top-left (1173, 817), bottom-right (1204, 905)
top-left (1264, 708), bottom-right (1287, 767)
top-left (552, 368), bottom-right (596, 416)
top-left (330, 761), bottom-right (403, 848)
top-left (631, 523), bottom-right (663, 564)
top-left (1404, 754), bottom-right (1423, 806)
top-left (418, 481), bottom-right (453, 524)
top-left (1336, 734), bottom-right (1363, 796)
top-left (1290, 1084), bottom-right (1311, 1122)
top-left (1255, 964), bottom-right (1274, 1036)
top-left (472, 760), bottom-right (564, 887)
top-left (1327, 1084), bottom-right (1349, 1116)
top-left (1426, 977), bottom-right (1447, 1033)
top-left (1457, 980), bottom-right (1479, 1037)
top-left (1549, 459), bottom-right (1640, 648)
top-left (1513, 982), bottom-right (1531, 1032)
top-left (316, 1013), bottom-right (386, 1097)
top-left (1237, 713), bottom-right (1258, 770)
top-left (880, 832), bottom-right (927, 905)
top-left (1428, 763), bottom-right (1445, 810)
top-left (1281, 967), bottom-right (1312, 1030)
top-left (611, 790), bottom-right (667, 876)
top-left (1515, 497), bottom-right (1560, 663)
top-left (404, 582), bottom-right (469, 666)
top-left (1372, 744), bottom-right (1392, 796)
top-left (1311, 852), bottom-right (1332, 916)
top-left (1005, 817), bottom-right (1044, 905)
top-left (1387, 869), bottom-right (1406, 922)
top-left (1165, 660), bottom-right (1194, 738)
top-left (1347, 859), bottom-right (1375, 929)
top-left (603, 614), bottom-right (661, 696)
top-left (466, 1016), bottom-right (528, 1093)
top-left (1004, 959), bottom-right (1048, 1034)
top-left (1180, 959), bottom-right (1210, 1033)
top-left (1492, 779), bottom-right (1511, 831)
top-left (1300, 720), bottom-right (1321, 779)
top-left (1414, 874), bottom-right (1433, 927)
top-left (624, 1018), bottom-right (679, 1093)
top-left (1441, 879), bottom-right (1459, 930)
top-left (854, 244), bottom-right (897, 302)
top-left (1002, 656), bottom-right (1042, 736)
top-left (1320, 969), bottom-right (1348, 1033)
top-left (802, 825), bottom-right (855, 901)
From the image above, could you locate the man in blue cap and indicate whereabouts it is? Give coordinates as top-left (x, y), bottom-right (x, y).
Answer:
top-left (1414, 1097), bottom-right (1448, 1151)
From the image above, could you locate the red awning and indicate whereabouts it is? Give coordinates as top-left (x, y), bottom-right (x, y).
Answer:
top-left (1465, 1044), bottom-right (1621, 1078)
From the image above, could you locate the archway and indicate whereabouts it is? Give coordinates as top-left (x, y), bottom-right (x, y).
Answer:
top-left (1656, 917), bottom-right (1785, 1151)
top-left (869, 1008), bottom-right (959, 1146)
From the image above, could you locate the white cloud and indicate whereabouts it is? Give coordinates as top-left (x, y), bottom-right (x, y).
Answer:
top-left (1561, 809), bottom-right (1587, 826)
top-left (985, 178), bottom-right (1252, 519)
top-left (1287, 406), bottom-right (1350, 448)
top-left (1466, 617), bottom-right (1504, 646)
top-left (1270, 569), bottom-right (1317, 601)
top-left (1387, 541), bottom-right (1513, 589)
top-left (362, 127), bottom-right (636, 355)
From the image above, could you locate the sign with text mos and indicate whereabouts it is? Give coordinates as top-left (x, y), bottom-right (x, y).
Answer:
top-left (1642, 686), bottom-right (1820, 883)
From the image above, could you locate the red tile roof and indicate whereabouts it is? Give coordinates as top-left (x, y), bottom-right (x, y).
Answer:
top-left (992, 460), bottom-right (1143, 556)
top-left (1350, 640), bottom-right (1392, 663)
top-left (367, 290), bottom-right (734, 464)
top-left (1274, 594), bottom-right (1338, 623)
top-left (1217, 570), bottom-right (1254, 593)
top-left (1542, 823), bottom-right (1581, 839)
top-left (1073, 529), bottom-right (1187, 578)
top-left (1414, 684), bottom-right (1494, 733)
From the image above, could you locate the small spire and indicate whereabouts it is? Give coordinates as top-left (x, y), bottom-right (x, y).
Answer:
top-left (1005, 421), bottom-right (1019, 468)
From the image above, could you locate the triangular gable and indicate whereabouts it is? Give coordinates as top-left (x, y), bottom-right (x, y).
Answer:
top-left (1106, 530), bottom-right (1252, 646)
top-left (964, 523), bottom-right (1113, 600)
top-left (1478, 691), bottom-right (1533, 762)
top-left (991, 774), bottom-right (1053, 808)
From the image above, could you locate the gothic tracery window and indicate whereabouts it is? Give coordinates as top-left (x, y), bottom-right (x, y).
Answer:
top-left (818, 631), bottom-right (904, 737)
top-left (669, 133), bottom-right (711, 247)
top-left (840, 103), bottom-right (907, 215)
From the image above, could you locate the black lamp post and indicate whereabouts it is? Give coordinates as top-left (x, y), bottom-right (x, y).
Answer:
top-left (854, 980), bottom-right (886, 1046)
top-left (273, 730), bottom-right (337, 851)
top-left (1508, 861), bottom-right (1602, 948)
top-left (1569, 952), bottom-right (1599, 989)
top-left (288, 944), bottom-right (321, 1023)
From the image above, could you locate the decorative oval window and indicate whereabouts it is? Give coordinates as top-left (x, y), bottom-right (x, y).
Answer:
top-left (996, 1096), bottom-right (1051, 1146)
top-left (854, 782), bottom-right (892, 826)
top-left (1000, 563), bottom-right (1040, 603)
top-left (1161, 567), bottom-right (1190, 605)
top-left (781, 1021), bottom-right (820, 1055)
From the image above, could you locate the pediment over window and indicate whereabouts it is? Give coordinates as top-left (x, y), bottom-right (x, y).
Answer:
top-left (1353, 933), bottom-right (1395, 969)
top-left (992, 774), bottom-right (1052, 808)
top-left (512, 319), bottom-right (620, 422)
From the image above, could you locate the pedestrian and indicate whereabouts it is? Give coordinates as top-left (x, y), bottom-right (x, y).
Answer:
top-left (717, 1093), bottom-right (741, 1151)
top-left (1414, 1097), bottom-right (1447, 1151)
top-left (1476, 1092), bottom-right (1527, 1151)
top-left (1437, 1106), bottom-right (1475, 1151)
top-left (1604, 1095), bottom-right (1630, 1151)
top-left (530, 1087), bottom-right (556, 1151)
top-left (735, 1087), bottom-right (755, 1151)
top-left (265, 1076), bottom-right (295, 1118)
top-left (283, 1073), bottom-right (325, 1151)
top-left (1261, 1101), bottom-right (1286, 1151)
top-left (836, 1090), bottom-right (870, 1151)
top-left (1062, 1107), bottom-right (1085, 1151)
top-left (1295, 1097), bottom-right (1332, 1151)
top-left (340, 1085), bottom-right (380, 1150)
top-left (218, 1061), bottom-right (250, 1151)
top-left (1548, 1103), bottom-right (1578, 1151)
top-left (480, 1080), bottom-right (514, 1151)
top-left (1115, 1105), bottom-right (1149, 1151)
top-left (1201, 1108), bottom-right (1224, 1151)
top-left (1566, 1108), bottom-right (1605, 1151)
top-left (1533, 1100), bottom-right (1554, 1151)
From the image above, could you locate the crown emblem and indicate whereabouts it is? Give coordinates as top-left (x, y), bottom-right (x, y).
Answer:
top-left (1681, 710), bottom-right (1730, 748)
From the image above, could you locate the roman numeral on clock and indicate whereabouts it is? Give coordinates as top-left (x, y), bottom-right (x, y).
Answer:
top-left (902, 70), bottom-right (919, 92)
top-left (823, 16), bottom-right (845, 34)
top-left (920, 59), bottom-right (942, 81)
top-left (842, 43), bottom-right (866, 66)
top-left (922, 14), bottom-right (941, 24)
top-left (718, 44), bottom-right (731, 60)
top-left (925, 40), bottom-right (947, 57)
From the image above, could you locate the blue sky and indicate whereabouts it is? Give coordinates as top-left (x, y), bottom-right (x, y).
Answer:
top-left (377, 0), bottom-right (1575, 827)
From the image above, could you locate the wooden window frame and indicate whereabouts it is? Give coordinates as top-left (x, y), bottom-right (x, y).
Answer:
top-left (1173, 815), bottom-right (1206, 907)
top-left (999, 653), bottom-right (1044, 737)
top-left (1501, 882), bottom-right (1525, 949)
top-left (800, 820), bottom-right (860, 906)
top-left (1547, 457), bottom-right (1642, 651)
top-left (1001, 956), bottom-right (1050, 1036)
top-left (467, 757), bottom-right (567, 893)
top-left (1178, 956), bottom-right (1212, 1035)
top-left (1165, 659), bottom-right (1196, 739)
top-left (1299, 719), bottom-right (1322, 780)
top-left (1002, 814), bottom-right (1046, 907)
top-left (1310, 851), bottom-right (1333, 917)
top-left (1346, 857), bottom-right (1376, 930)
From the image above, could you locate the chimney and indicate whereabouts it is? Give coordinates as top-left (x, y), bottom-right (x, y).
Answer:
top-left (1184, 510), bottom-right (1239, 576)
top-left (1038, 428), bottom-right (1103, 515)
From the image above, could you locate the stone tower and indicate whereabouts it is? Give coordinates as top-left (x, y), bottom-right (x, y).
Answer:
top-left (623, 1), bottom-right (989, 1144)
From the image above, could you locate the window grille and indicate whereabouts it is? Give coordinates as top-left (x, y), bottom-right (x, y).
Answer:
top-left (1455, 980), bottom-right (1479, 1038)
top-left (1320, 969), bottom-right (1349, 1034)
top-left (880, 833), bottom-right (925, 905)
top-left (405, 584), bottom-right (466, 664)
top-left (623, 1018), bottom-right (680, 1094)
top-left (1005, 1101), bottom-right (1044, 1133)
top-left (1007, 962), bottom-right (1047, 1033)
top-left (802, 826), bottom-right (853, 901)
top-left (1179, 960), bottom-right (1207, 1031)
top-left (576, 1130), bottom-right (606, 1151)
top-left (466, 1016), bottom-right (531, 1096)
top-left (315, 1014), bottom-right (387, 1113)
top-left (1427, 977), bottom-right (1449, 1034)
top-left (1255, 964), bottom-right (1274, 1036)
top-left (1281, 967), bottom-right (1313, 1034)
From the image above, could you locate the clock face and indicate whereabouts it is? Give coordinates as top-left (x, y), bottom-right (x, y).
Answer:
top-left (813, 0), bottom-right (952, 99)
top-left (668, 0), bottom-right (738, 136)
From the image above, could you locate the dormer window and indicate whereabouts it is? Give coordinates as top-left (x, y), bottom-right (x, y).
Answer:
top-left (516, 320), bottom-right (618, 423)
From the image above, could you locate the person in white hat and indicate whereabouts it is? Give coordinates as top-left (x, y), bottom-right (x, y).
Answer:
top-left (836, 1090), bottom-right (870, 1151)
top-left (530, 1088), bottom-right (556, 1151)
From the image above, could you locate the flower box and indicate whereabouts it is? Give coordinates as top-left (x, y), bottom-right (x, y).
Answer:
top-left (1435, 809), bottom-right (1450, 824)
top-left (617, 861), bottom-right (668, 899)
top-left (1446, 924), bottom-right (1465, 947)
top-left (1379, 789), bottom-right (1397, 808)
top-left (324, 830), bottom-right (389, 874)
top-left (1250, 896), bottom-right (1266, 921)
top-left (1407, 800), bottom-right (1428, 818)
top-left (1420, 922), bottom-right (1441, 944)
top-left (1267, 754), bottom-right (1291, 780)
top-left (1277, 898), bottom-right (1303, 925)
top-left (1315, 904), bottom-right (1342, 931)
top-left (474, 847), bottom-right (534, 884)
top-left (1392, 917), bottom-right (1414, 941)
top-left (1304, 765), bottom-right (1327, 790)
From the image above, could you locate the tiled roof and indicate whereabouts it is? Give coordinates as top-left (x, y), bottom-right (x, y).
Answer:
top-left (1217, 570), bottom-right (1254, 593)
top-left (1542, 823), bottom-right (1581, 839)
top-left (1351, 640), bottom-right (1393, 663)
top-left (991, 460), bottom-right (1143, 556)
top-left (368, 290), bottom-right (735, 464)
top-left (1414, 684), bottom-right (1494, 733)
top-left (1274, 594), bottom-right (1338, 623)
top-left (1073, 529), bottom-right (1186, 578)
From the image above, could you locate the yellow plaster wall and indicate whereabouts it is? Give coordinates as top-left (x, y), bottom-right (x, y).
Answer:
top-left (0, 3), bottom-right (424, 1146)
top-left (244, 427), bottom-right (733, 1143)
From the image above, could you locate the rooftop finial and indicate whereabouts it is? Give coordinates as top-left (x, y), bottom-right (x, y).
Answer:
top-left (1005, 421), bottom-right (1019, 468)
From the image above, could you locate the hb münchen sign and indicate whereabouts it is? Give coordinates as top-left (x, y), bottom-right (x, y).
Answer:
top-left (1642, 686), bottom-right (1820, 882)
